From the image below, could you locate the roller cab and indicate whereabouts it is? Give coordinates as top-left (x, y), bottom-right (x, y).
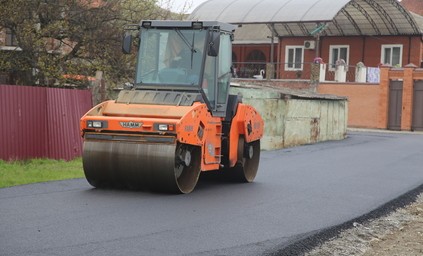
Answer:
top-left (80, 20), bottom-right (264, 193)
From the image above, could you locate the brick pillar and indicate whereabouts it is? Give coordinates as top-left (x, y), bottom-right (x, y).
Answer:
top-left (401, 64), bottom-right (416, 131)
top-left (378, 66), bottom-right (390, 129)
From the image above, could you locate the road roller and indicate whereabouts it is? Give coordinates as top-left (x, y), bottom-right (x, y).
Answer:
top-left (80, 20), bottom-right (264, 193)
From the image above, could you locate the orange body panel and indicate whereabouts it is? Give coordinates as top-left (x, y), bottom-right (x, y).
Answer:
top-left (228, 103), bottom-right (264, 167)
top-left (81, 101), bottom-right (197, 133)
top-left (176, 103), bottom-right (222, 171)
top-left (81, 100), bottom-right (223, 171)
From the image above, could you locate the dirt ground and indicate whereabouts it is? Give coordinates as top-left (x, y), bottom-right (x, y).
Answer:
top-left (306, 193), bottom-right (423, 256)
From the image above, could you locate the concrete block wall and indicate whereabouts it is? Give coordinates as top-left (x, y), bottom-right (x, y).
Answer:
top-left (284, 99), bottom-right (347, 147)
top-left (230, 86), bottom-right (348, 150)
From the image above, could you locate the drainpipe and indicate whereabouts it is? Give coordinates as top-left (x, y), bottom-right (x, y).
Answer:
top-left (277, 37), bottom-right (281, 79)
top-left (270, 24), bottom-right (275, 65)
top-left (268, 24), bottom-right (276, 80)
top-left (362, 36), bottom-right (366, 63)
top-left (408, 36), bottom-right (412, 64)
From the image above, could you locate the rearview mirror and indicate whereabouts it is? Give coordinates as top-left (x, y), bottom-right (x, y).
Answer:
top-left (208, 31), bottom-right (220, 57)
top-left (122, 32), bottom-right (133, 54)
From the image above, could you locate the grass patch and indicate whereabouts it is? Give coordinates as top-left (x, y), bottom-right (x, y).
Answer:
top-left (0, 158), bottom-right (84, 188)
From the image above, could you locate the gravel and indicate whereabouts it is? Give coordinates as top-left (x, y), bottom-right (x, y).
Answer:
top-left (306, 193), bottom-right (423, 256)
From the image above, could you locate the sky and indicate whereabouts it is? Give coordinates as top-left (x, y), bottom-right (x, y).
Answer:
top-left (161, 0), bottom-right (209, 13)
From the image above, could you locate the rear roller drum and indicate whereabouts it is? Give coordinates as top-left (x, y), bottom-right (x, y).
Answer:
top-left (174, 144), bottom-right (201, 193)
top-left (229, 136), bottom-right (260, 182)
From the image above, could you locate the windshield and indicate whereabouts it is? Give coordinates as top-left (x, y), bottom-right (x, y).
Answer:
top-left (135, 28), bottom-right (207, 86)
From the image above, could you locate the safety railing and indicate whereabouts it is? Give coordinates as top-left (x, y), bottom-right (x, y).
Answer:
top-left (232, 61), bottom-right (380, 83)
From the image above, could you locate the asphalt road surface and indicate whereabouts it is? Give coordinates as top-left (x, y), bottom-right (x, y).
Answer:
top-left (1, 131), bottom-right (423, 256)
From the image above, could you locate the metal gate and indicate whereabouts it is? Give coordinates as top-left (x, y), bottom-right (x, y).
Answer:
top-left (412, 80), bottom-right (423, 131)
top-left (388, 80), bottom-right (403, 130)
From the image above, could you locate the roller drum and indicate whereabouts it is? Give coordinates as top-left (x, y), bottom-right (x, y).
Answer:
top-left (83, 140), bottom-right (201, 193)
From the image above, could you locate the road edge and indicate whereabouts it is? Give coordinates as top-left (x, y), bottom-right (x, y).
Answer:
top-left (263, 183), bottom-right (423, 256)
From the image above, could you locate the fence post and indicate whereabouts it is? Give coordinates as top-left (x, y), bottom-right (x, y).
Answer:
top-left (378, 66), bottom-right (390, 129)
top-left (335, 59), bottom-right (347, 82)
top-left (355, 62), bottom-right (367, 83)
top-left (266, 63), bottom-right (275, 80)
top-left (319, 63), bottom-right (327, 82)
top-left (401, 63), bottom-right (417, 130)
top-left (311, 57), bottom-right (325, 84)
top-left (92, 71), bottom-right (106, 105)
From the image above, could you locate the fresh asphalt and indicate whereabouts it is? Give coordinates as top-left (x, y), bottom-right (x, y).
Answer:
top-left (1, 131), bottom-right (423, 256)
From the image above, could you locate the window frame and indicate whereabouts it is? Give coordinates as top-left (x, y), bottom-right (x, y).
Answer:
top-left (329, 45), bottom-right (350, 71)
top-left (284, 45), bottom-right (304, 71)
top-left (381, 44), bottom-right (403, 67)
top-left (5, 28), bottom-right (18, 46)
top-left (1, 28), bottom-right (22, 51)
top-left (134, 28), bottom-right (207, 87)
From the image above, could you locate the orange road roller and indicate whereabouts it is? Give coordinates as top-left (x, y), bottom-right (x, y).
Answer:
top-left (80, 20), bottom-right (264, 193)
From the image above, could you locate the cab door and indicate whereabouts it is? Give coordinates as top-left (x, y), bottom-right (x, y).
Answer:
top-left (203, 33), bottom-right (232, 118)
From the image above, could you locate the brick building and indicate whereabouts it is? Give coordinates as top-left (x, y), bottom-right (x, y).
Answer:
top-left (401, 0), bottom-right (423, 15)
top-left (190, 0), bottom-right (423, 80)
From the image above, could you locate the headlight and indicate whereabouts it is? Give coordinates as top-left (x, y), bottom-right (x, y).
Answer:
top-left (93, 121), bottom-right (103, 128)
top-left (87, 120), bottom-right (107, 129)
top-left (156, 124), bottom-right (175, 131)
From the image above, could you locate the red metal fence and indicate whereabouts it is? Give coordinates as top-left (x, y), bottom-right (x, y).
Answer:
top-left (0, 85), bottom-right (92, 161)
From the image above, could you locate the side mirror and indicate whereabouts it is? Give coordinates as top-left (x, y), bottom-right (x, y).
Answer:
top-left (208, 31), bottom-right (220, 57)
top-left (122, 32), bottom-right (133, 54)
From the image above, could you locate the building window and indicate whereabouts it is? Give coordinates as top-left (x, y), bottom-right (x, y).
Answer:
top-left (5, 28), bottom-right (18, 46)
top-left (329, 45), bottom-right (349, 70)
top-left (285, 46), bottom-right (303, 70)
top-left (381, 45), bottom-right (402, 67)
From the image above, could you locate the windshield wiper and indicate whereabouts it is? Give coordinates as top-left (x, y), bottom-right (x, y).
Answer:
top-left (175, 29), bottom-right (197, 70)
top-left (175, 29), bottom-right (196, 53)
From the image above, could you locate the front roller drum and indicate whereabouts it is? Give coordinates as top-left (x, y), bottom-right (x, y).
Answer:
top-left (82, 140), bottom-right (201, 194)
